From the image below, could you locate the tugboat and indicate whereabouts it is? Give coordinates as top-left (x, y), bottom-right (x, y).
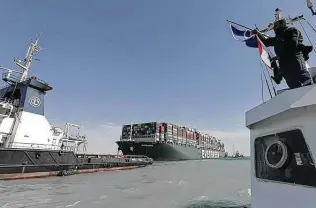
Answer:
top-left (219, 144), bottom-right (248, 160)
top-left (231, 151), bottom-right (244, 158)
top-left (230, 4), bottom-right (316, 208)
top-left (0, 37), bottom-right (153, 180)
top-left (220, 150), bottom-right (248, 160)
top-left (231, 144), bottom-right (244, 158)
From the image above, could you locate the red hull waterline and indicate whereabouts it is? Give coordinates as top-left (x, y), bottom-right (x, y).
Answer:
top-left (0, 166), bottom-right (139, 181)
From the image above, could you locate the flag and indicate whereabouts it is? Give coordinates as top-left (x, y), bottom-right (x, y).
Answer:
top-left (257, 37), bottom-right (272, 69)
top-left (229, 22), bottom-right (274, 69)
top-left (229, 24), bottom-right (258, 48)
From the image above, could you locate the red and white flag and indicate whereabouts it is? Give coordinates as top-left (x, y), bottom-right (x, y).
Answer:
top-left (256, 37), bottom-right (272, 69)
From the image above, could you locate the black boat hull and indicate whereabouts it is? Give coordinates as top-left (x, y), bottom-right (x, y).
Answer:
top-left (0, 148), bottom-right (153, 180)
top-left (116, 141), bottom-right (226, 161)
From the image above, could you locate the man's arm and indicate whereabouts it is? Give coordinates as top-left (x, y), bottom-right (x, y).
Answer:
top-left (252, 29), bottom-right (275, 46)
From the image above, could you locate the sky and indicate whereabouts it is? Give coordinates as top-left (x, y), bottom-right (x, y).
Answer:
top-left (0, 0), bottom-right (316, 156)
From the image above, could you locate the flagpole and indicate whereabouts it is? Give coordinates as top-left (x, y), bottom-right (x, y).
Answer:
top-left (226, 20), bottom-right (253, 30)
top-left (226, 20), bottom-right (270, 37)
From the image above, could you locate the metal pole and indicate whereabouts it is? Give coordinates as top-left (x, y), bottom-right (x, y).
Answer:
top-left (306, 0), bottom-right (316, 15)
top-left (226, 20), bottom-right (270, 37)
top-left (130, 123), bottom-right (133, 141)
top-left (226, 20), bottom-right (253, 30)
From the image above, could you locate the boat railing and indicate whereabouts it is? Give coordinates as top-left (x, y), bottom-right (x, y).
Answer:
top-left (2, 71), bottom-right (22, 84)
top-left (7, 142), bottom-right (87, 153)
top-left (63, 122), bottom-right (87, 142)
top-left (26, 76), bottom-right (50, 86)
top-left (8, 142), bottom-right (62, 150)
top-left (76, 153), bottom-right (152, 160)
top-left (64, 134), bottom-right (87, 142)
top-left (0, 98), bottom-right (14, 104)
top-left (0, 101), bottom-right (14, 118)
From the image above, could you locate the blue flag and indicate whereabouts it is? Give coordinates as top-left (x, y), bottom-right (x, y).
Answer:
top-left (229, 24), bottom-right (258, 48)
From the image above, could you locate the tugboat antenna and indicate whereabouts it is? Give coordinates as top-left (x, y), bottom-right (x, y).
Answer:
top-left (275, 8), bottom-right (282, 21)
top-left (306, 0), bottom-right (316, 15)
top-left (14, 35), bottom-right (43, 82)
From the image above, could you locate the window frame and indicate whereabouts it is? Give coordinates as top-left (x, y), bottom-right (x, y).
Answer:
top-left (253, 127), bottom-right (316, 188)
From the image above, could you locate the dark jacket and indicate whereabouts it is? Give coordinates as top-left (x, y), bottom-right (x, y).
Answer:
top-left (258, 27), bottom-right (313, 61)
top-left (257, 27), bottom-right (313, 88)
top-left (260, 27), bottom-right (303, 60)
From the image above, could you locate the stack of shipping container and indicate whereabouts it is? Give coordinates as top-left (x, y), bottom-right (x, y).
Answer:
top-left (177, 127), bottom-right (183, 145)
top-left (120, 122), bottom-right (225, 151)
top-left (157, 123), bottom-right (165, 142)
top-left (121, 122), bottom-right (158, 141)
top-left (166, 123), bottom-right (173, 143)
top-left (172, 124), bottom-right (178, 144)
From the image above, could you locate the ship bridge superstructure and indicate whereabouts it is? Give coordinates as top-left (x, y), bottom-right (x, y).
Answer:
top-left (0, 38), bottom-right (87, 153)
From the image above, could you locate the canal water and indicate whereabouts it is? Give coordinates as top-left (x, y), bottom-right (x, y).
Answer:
top-left (0, 159), bottom-right (250, 208)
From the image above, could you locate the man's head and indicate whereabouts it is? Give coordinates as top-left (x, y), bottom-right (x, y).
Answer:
top-left (273, 19), bottom-right (287, 35)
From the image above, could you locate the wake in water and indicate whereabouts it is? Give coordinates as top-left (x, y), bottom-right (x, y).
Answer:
top-left (184, 187), bottom-right (251, 208)
top-left (185, 200), bottom-right (250, 208)
top-left (233, 189), bottom-right (251, 197)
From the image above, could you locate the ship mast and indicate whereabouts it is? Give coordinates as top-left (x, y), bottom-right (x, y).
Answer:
top-left (274, 8), bottom-right (282, 20)
top-left (232, 144), bottom-right (235, 156)
top-left (0, 36), bottom-right (43, 89)
top-left (14, 37), bottom-right (42, 82)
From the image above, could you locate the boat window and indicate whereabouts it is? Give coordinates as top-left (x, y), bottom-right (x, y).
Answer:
top-left (254, 129), bottom-right (316, 187)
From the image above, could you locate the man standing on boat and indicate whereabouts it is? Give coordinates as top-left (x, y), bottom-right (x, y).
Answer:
top-left (252, 16), bottom-right (313, 89)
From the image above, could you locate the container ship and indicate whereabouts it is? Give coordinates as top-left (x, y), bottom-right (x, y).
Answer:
top-left (0, 37), bottom-right (152, 180)
top-left (116, 122), bottom-right (227, 161)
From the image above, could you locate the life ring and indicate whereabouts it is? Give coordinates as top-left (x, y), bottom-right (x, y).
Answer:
top-left (265, 141), bottom-right (289, 169)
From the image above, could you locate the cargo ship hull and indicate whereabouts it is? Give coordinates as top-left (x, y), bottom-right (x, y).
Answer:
top-left (117, 141), bottom-right (225, 161)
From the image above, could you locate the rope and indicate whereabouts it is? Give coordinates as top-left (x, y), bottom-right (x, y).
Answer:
top-left (304, 18), bottom-right (316, 34)
top-left (264, 63), bottom-right (277, 96)
top-left (259, 60), bottom-right (273, 99)
top-left (255, 34), bottom-right (276, 98)
top-left (260, 71), bottom-right (264, 102)
top-left (298, 18), bottom-right (316, 54)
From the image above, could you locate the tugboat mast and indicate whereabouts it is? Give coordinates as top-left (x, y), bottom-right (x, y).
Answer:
top-left (274, 8), bottom-right (282, 20)
top-left (14, 38), bottom-right (42, 82)
top-left (0, 37), bottom-right (43, 84)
